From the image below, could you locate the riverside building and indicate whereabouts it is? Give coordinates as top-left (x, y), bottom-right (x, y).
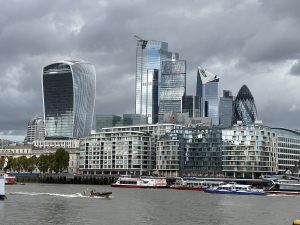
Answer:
top-left (272, 128), bottom-right (300, 174)
top-left (43, 60), bottom-right (96, 139)
top-left (222, 122), bottom-right (278, 178)
top-left (156, 126), bottom-right (222, 177)
top-left (79, 124), bottom-right (182, 176)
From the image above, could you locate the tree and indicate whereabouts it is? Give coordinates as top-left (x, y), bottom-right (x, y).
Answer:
top-left (27, 156), bottom-right (37, 173)
top-left (54, 148), bottom-right (69, 173)
top-left (18, 156), bottom-right (29, 172)
top-left (37, 154), bottom-right (50, 173)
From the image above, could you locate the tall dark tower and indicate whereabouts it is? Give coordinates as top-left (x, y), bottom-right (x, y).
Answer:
top-left (43, 60), bottom-right (96, 139)
top-left (233, 85), bottom-right (257, 124)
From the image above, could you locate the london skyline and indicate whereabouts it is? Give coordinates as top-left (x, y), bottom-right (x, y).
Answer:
top-left (1, 0), bottom-right (300, 141)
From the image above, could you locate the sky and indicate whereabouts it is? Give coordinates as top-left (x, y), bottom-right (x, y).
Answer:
top-left (1, 0), bottom-right (300, 141)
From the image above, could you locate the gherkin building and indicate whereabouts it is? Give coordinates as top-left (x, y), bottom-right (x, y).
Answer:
top-left (233, 85), bottom-right (257, 124)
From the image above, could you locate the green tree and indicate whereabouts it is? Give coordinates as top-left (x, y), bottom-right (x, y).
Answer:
top-left (37, 154), bottom-right (50, 173)
top-left (54, 148), bottom-right (69, 173)
top-left (18, 156), bottom-right (29, 172)
top-left (27, 155), bottom-right (37, 173)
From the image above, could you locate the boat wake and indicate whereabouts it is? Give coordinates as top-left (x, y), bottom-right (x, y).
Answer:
top-left (9, 192), bottom-right (110, 199)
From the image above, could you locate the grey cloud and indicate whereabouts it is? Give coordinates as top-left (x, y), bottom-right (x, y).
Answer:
top-left (290, 60), bottom-right (300, 76)
top-left (1, 0), bottom-right (300, 141)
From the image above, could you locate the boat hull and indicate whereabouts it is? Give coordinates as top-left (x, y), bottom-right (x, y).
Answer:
top-left (169, 186), bottom-right (206, 191)
top-left (204, 189), bottom-right (266, 196)
top-left (5, 177), bottom-right (17, 185)
top-left (111, 184), bottom-right (168, 189)
top-left (0, 195), bottom-right (5, 200)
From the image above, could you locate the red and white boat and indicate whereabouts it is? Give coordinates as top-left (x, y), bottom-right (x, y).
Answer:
top-left (4, 174), bottom-right (17, 185)
top-left (111, 176), bottom-right (168, 188)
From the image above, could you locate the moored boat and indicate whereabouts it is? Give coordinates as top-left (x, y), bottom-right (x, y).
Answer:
top-left (262, 175), bottom-right (300, 195)
top-left (111, 176), bottom-right (168, 188)
top-left (170, 177), bottom-right (224, 191)
top-left (4, 173), bottom-right (17, 185)
top-left (204, 182), bottom-right (266, 196)
top-left (0, 174), bottom-right (6, 200)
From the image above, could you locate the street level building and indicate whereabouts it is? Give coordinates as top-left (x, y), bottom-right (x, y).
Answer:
top-left (43, 60), bottom-right (96, 139)
top-left (79, 124), bottom-right (182, 175)
top-left (272, 128), bottom-right (300, 173)
top-left (222, 122), bottom-right (278, 178)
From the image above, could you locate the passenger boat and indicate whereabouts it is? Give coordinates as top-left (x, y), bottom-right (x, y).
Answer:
top-left (111, 176), bottom-right (168, 188)
top-left (261, 175), bottom-right (300, 195)
top-left (4, 173), bottom-right (17, 185)
top-left (0, 174), bottom-right (6, 200)
top-left (170, 177), bottom-right (224, 191)
top-left (204, 182), bottom-right (266, 196)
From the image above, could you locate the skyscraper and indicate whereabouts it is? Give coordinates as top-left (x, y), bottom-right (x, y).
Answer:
top-left (219, 90), bottom-right (234, 128)
top-left (135, 38), bottom-right (178, 124)
top-left (158, 60), bottom-right (186, 122)
top-left (233, 84), bottom-right (257, 124)
top-left (196, 67), bottom-right (220, 125)
top-left (43, 60), bottom-right (96, 139)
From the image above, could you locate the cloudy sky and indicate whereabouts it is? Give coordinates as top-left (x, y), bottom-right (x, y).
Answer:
top-left (1, 0), bottom-right (300, 141)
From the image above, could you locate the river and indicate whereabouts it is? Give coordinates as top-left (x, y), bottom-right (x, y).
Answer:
top-left (0, 183), bottom-right (299, 225)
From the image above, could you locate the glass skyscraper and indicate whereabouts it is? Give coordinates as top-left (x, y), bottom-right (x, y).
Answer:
top-left (158, 60), bottom-right (186, 122)
top-left (219, 90), bottom-right (234, 128)
top-left (43, 60), bottom-right (96, 139)
top-left (196, 67), bottom-right (220, 125)
top-left (233, 84), bottom-right (257, 124)
top-left (135, 39), bottom-right (178, 124)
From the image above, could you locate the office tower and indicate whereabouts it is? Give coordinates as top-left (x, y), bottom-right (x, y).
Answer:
top-left (158, 60), bottom-right (186, 122)
top-left (196, 67), bottom-right (220, 125)
top-left (96, 115), bottom-right (122, 131)
top-left (233, 84), bottom-right (257, 124)
top-left (43, 60), bottom-right (96, 139)
top-left (219, 90), bottom-right (234, 128)
top-left (135, 38), bottom-right (178, 124)
top-left (24, 117), bottom-right (45, 143)
top-left (182, 95), bottom-right (201, 118)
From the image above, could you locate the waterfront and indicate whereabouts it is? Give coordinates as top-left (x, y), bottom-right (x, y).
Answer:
top-left (0, 184), bottom-right (299, 225)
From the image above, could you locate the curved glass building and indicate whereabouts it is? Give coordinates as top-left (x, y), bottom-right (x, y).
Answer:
top-left (43, 60), bottom-right (96, 139)
top-left (233, 85), bottom-right (257, 124)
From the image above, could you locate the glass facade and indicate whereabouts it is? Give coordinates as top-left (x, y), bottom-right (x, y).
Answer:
top-left (43, 61), bottom-right (96, 139)
top-left (272, 128), bottom-right (300, 173)
top-left (222, 124), bottom-right (278, 178)
top-left (182, 95), bottom-right (201, 118)
top-left (219, 90), bottom-right (234, 128)
top-left (156, 127), bottom-right (223, 177)
top-left (158, 60), bottom-right (186, 122)
top-left (233, 85), bottom-right (257, 124)
top-left (197, 67), bottom-right (220, 125)
top-left (135, 40), bottom-right (177, 124)
top-left (96, 115), bottom-right (122, 131)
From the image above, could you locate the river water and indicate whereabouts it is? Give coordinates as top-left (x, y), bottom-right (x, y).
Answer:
top-left (0, 183), bottom-right (299, 225)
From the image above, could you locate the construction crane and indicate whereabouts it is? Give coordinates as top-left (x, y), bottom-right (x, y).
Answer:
top-left (134, 35), bottom-right (148, 49)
